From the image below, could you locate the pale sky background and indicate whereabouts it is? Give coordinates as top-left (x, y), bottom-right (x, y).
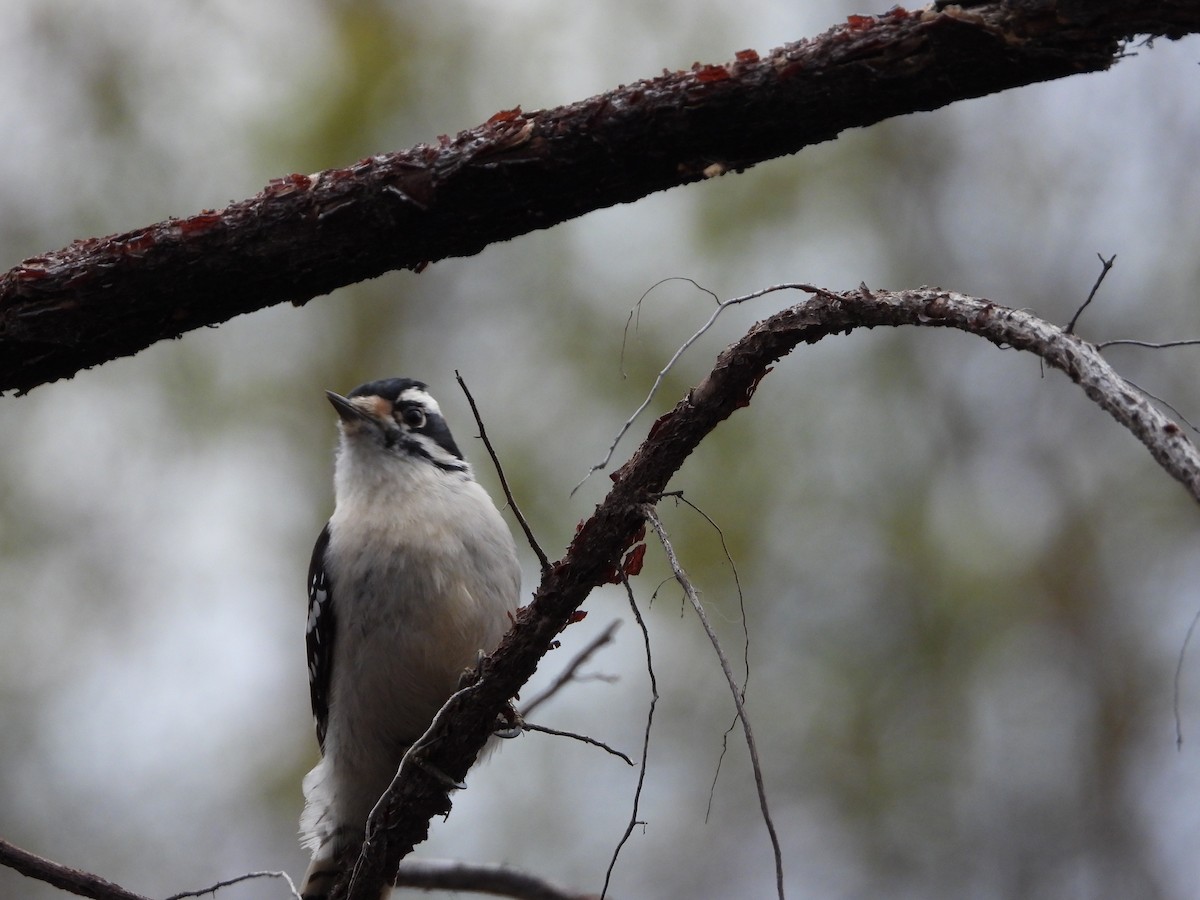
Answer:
top-left (2, 3), bottom-right (1200, 899)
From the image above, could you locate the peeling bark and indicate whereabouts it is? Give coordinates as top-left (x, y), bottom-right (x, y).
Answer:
top-left (2, 0), bottom-right (1198, 394)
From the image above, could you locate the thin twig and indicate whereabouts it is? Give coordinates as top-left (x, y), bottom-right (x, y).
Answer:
top-left (643, 506), bottom-right (785, 900)
top-left (707, 718), bottom-right (740, 824)
top-left (0, 837), bottom-right (150, 900)
top-left (457, 370), bottom-right (551, 571)
top-left (649, 575), bottom-right (682, 615)
top-left (1175, 605), bottom-right (1200, 750)
top-left (619, 277), bottom-right (721, 379)
top-left (393, 858), bottom-right (601, 900)
top-left (655, 491), bottom-right (751, 823)
top-left (1097, 338), bottom-right (1200, 351)
top-left (1064, 252), bottom-right (1116, 334)
top-left (522, 619), bottom-right (622, 717)
top-left (656, 491), bottom-right (750, 687)
top-left (522, 721), bottom-right (634, 765)
top-left (1122, 377), bottom-right (1200, 437)
top-left (602, 577), bottom-right (659, 900)
top-left (573, 283), bottom-right (819, 493)
top-left (165, 871), bottom-right (301, 900)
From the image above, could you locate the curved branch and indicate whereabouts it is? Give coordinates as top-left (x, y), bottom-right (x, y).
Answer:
top-left (6, 284), bottom-right (1196, 898)
top-left (7, 284), bottom-right (1193, 900)
top-left (3, 0), bottom-right (1200, 393)
top-left (337, 284), bottom-right (1200, 900)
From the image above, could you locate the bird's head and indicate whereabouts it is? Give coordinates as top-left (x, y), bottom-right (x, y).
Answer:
top-left (326, 377), bottom-right (467, 473)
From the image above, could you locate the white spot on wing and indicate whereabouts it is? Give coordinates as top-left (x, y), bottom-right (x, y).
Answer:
top-left (308, 585), bottom-right (327, 632)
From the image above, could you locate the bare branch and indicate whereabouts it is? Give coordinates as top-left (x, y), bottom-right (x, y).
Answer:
top-left (1097, 338), bottom-right (1200, 351)
top-left (619, 277), bottom-right (721, 381)
top-left (5, 1), bottom-right (1200, 394)
top-left (521, 721), bottom-right (635, 766)
top-left (642, 507), bottom-right (785, 900)
top-left (0, 837), bottom-right (150, 900)
top-left (656, 493), bottom-right (749, 683)
top-left (654, 491), bottom-right (753, 824)
top-left (577, 283), bottom-right (811, 490)
top-left (1175, 605), bottom-right (1200, 750)
top-left (602, 578), bottom-right (660, 900)
top-left (393, 859), bottom-right (601, 900)
top-left (1065, 253), bottom-right (1116, 334)
top-left (522, 619), bottom-right (622, 717)
top-left (750, 285), bottom-right (1200, 503)
top-left (165, 871), bottom-right (301, 900)
top-left (457, 370), bottom-right (551, 571)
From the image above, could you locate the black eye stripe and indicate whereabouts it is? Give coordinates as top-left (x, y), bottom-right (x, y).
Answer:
top-left (384, 403), bottom-right (465, 463)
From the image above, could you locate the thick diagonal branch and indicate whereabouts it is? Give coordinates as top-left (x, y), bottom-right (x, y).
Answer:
top-left (336, 285), bottom-right (1200, 900)
top-left (4, 0), bottom-right (1200, 393)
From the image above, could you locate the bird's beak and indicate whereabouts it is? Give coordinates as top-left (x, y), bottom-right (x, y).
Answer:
top-left (326, 391), bottom-right (370, 423)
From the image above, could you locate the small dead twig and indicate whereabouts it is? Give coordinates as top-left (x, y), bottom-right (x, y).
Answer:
top-left (656, 492), bottom-right (749, 684)
top-left (643, 506), bottom-right (785, 900)
top-left (654, 491), bottom-right (752, 823)
top-left (456, 370), bottom-right (550, 571)
top-left (619, 277), bottom-right (721, 380)
top-left (166, 871), bottom-right (301, 900)
top-left (522, 721), bottom-right (634, 765)
top-left (1122, 377), bottom-right (1200, 437)
top-left (522, 619), bottom-right (622, 717)
top-left (1097, 338), bottom-right (1200, 351)
top-left (574, 282), bottom-right (820, 492)
top-left (1174, 605), bottom-right (1200, 750)
top-left (602, 578), bottom-right (659, 900)
top-left (1064, 252), bottom-right (1116, 334)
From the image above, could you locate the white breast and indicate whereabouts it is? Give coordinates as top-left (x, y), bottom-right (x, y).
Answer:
top-left (316, 451), bottom-right (520, 832)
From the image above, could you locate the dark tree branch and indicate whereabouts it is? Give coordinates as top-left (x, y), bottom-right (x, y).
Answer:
top-left (1065, 253), bottom-right (1117, 334)
top-left (0, 837), bottom-right (151, 900)
top-left (332, 284), bottom-right (1200, 900)
top-left (392, 859), bottom-right (600, 900)
top-left (3, 0), bottom-right (1199, 394)
top-left (0, 834), bottom-right (594, 900)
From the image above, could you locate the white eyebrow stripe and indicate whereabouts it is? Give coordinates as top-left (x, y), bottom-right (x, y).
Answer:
top-left (397, 387), bottom-right (441, 415)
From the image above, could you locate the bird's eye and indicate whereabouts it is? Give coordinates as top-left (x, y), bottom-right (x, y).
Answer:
top-left (400, 406), bottom-right (426, 429)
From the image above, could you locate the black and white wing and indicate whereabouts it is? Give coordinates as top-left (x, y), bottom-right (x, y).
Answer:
top-left (306, 524), bottom-right (336, 752)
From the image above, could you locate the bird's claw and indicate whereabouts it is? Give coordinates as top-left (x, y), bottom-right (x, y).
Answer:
top-left (493, 703), bottom-right (524, 739)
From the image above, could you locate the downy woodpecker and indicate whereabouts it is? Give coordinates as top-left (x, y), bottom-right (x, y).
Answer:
top-left (299, 377), bottom-right (521, 899)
